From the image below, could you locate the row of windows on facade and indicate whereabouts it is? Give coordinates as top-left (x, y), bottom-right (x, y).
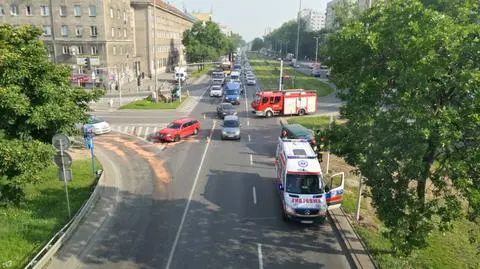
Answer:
top-left (153, 58), bottom-right (174, 69)
top-left (62, 44), bottom-right (179, 56)
top-left (42, 25), bottom-right (129, 38)
top-left (0, 4), bottom-right (129, 22)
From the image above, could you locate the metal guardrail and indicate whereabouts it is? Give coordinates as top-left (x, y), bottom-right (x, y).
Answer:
top-left (24, 169), bottom-right (105, 269)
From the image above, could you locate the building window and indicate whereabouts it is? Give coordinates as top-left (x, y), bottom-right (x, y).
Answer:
top-left (117, 28), bottom-right (121, 38)
top-left (91, 46), bottom-right (98, 55)
top-left (0, 6), bottom-right (5, 16)
top-left (59, 6), bottom-right (67, 16)
top-left (90, 26), bottom-right (97, 37)
top-left (123, 28), bottom-right (127, 38)
top-left (113, 46), bottom-right (116, 55)
top-left (109, 8), bottom-right (113, 18)
top-left (77, 46), bottom-right (84, 54)
top-left (75, 26), bottom-right (83, 36)
top-left (117, 9), bottom-right (120, 19)
top-left (88, 5), bottom-right (96, 16)
top-left (40, 6), bottom-right (50, 16)
top-left (61, 25), bottom-right (68, 36)
top-left (10, 4), bottom-right (18, 16)
top-left (43, 26), bottom-right (52, 36)
top-left (26, 6), bottom-right (32, 16)
top-left (123, 11), bottom-right (126, 21)
top-left (62, 46), bottom-right (70, 55)
top-left (73, 5), bottom-right (81, 16)
top-left (111, 27), bottom-right (114, 37)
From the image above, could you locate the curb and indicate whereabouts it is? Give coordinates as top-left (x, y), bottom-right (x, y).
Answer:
top-left (24, 169), bottom-right (106, 269)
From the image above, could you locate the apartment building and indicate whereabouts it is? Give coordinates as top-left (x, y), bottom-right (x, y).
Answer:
top-left (131, 0), bottom-right (196, 76)
top-left (0, 0), bottom-right (197, 86)
top-left (299, 8), bottom-right (325, 32)
top-left (0, 0), bottom-right (135, 87)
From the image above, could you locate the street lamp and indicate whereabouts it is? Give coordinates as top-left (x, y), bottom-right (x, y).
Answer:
top-left (314, 37), bottom-right (320, 64)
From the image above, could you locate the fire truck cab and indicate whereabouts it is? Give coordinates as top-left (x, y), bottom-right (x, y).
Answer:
top-left (251, 89), bottom-right (317, 117)
top-left (275, 138), bottom-right (345, 224)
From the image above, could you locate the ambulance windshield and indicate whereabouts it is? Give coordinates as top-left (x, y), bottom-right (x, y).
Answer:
top-left (285, 174), bottom-right (323, 194)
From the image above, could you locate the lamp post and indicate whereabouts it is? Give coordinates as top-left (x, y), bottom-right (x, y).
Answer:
top-left (293, 0), bottom-right (302, 87)
top-left (314, 37), bottom-right (320, 64)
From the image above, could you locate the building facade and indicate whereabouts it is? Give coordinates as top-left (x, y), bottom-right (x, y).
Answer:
top-left (131, 0), bottom-right (195, 76)
top-left (218, 23), bottom-right (231, 37)
top-left (0, 0), bottom-right (136, 87)
top-left (357, 0), bottom-right (375, 11)
top-left (191, 12), bottom-right (211, 23)
top-left (0, 0), bottom-right (196, 86)
top-left (299, 8), bottom-right (325, 32)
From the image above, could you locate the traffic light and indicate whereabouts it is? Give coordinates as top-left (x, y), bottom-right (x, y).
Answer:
top-left (115, 81), bottom-right (119, 91)
top-left (137, 76), bottom-right (141, 86)
top-left (82, 58), bottom-right (88, 66)
top-left (86, 58), bottom-right (91, 69)
top-left (281, 76), bottom-right (284, 84)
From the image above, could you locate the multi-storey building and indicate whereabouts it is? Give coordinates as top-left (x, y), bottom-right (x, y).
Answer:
top-left (130, 0), bottom-right (196, 76)
top-left (191, 12), bottom-right (212, 23)
top-left (0, 0), bottom-right (196, 86)
top-left (357, 0), bottom-right (375, 11)
top-left (299, 8), bottom-right (325, 32)
top-left (0, 0), bottom-right (135, 87)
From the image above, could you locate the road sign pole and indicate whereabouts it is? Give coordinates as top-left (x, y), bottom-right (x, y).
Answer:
top-left (355, 173), bottom-right (364, 221)
top-left (90, 138), bottom-right (96, 176)
top-left (60, 141), bottom-right (71, 218)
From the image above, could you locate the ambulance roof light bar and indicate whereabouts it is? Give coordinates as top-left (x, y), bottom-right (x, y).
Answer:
top-left (278, 138), bottom-right (310, 143)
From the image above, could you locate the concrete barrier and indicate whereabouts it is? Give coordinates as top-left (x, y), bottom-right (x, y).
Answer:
top-left (24, 169), bottom-right (105, 269)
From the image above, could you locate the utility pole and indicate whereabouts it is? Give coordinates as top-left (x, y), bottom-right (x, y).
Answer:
top-left (294, 0), bottom-right (302, 87)
top-left (153, 2), bottom-right (158, 103)
top-left (314, 37), bottom-right (320, 64)
top-left (279, 59), bottom-right (283, 91)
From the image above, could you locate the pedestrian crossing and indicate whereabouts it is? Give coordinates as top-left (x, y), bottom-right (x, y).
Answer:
top-left (110, 123), bottom-right (168, 140)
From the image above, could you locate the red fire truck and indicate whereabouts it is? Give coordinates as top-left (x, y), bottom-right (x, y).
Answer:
top-left (251, 89), bottom-right (317, 117)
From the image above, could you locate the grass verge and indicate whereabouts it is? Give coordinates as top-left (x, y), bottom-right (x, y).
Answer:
top-left (0, 159), bottom-right (102, 269)
top-left (247, 53), bottom-right (333, 97)
top-left (286, 115), bottom-right (480, 268)
top-left (119, 96), bottom-right (188, 110)
top-left (190, 64), bottom-right (213, 79)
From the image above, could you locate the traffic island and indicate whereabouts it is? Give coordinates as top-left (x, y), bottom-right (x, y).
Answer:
top-left (119, 96), bottom-right (189, 110)
top-left (0, 148), bottom-right (102, 269)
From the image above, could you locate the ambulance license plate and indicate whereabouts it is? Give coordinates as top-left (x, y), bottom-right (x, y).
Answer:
top-left (301, 220), bottom-right (313, 224)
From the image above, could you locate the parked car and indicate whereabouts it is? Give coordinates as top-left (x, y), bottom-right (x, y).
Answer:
top-left (280, 123), bottom-right (318, 152)
top-left (158, 117), bottom-right (200, 142)
top-left (221, 115), bottom-right (241, 140)
top-left (77, 115), bottom-right (111, 135)
top-left (217, 102), bottom-right (237, 119)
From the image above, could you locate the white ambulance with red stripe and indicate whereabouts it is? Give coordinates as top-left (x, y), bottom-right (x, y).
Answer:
top-left (275, 138), bottom-right (345, 224)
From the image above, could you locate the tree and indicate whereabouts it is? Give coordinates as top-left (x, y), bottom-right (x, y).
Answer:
top-left (0, 25), bottom-right (101, 205)
top-left (182, 21), bottom-right (232, 64)
top-left (325, 0), bottom-right (480, 255)
top-left (228, 33), bottom-right (245, 49)
top-left (251, 37), bottom-right (264, 51)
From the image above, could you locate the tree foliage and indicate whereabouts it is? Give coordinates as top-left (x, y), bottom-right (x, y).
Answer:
top-left (325, 0), bottom-right (480, 255)
top-left (0, 25), bottom-right (101, 205)
top-left (251, 37), bottom-right (264, 51)
top-left (182, 21), bottom-right (237, 63)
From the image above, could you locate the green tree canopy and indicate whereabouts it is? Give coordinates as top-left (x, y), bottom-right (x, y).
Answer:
top-left (325, 0), bottom-right (480, 255)
top-left (182, 21), bottom-right (233, 63)
top-left (0, 25), bottom-right (101, 205)
top-left (250, 37), bottom-right (264, 51)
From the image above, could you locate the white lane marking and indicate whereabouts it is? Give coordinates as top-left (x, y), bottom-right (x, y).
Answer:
top-left (247, 120), bottom-right (250, 126)
top-left (253, 186), bottom-right (257, 205)
top-left (153, 127), bottom-right (158, 136)
top-left (143, 127), bottom-right (150, 139)
top-left (257, 243), bottom-right (264, 269)
top-left (250, 154), bottom-right (253, 165)
top-left (165, 120), bottom-right (216, 269)
top-left (137, 126), bottom-right (143, 137)
top-left (248, 134), bottom-right (251, 142)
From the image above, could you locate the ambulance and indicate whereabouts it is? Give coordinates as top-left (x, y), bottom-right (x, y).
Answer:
top-left (275, 138), bottom-right (345, 224)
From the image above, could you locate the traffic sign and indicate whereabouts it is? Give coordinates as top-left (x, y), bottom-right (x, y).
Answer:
top-left (54, 151), bottom-right (73, 168)
top-left (58, 168), bottom-right (73, 181)
top-left (52, 134), bottom-right (70, 151)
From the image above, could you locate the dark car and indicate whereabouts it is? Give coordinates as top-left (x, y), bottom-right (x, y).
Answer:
top-left (280, 123), bottom-right (318, 152)
top-left (217, 102), bottom-right (237, 119)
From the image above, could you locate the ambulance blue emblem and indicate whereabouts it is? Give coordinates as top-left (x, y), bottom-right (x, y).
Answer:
top-left (298, 160), bottom-right (308, 167)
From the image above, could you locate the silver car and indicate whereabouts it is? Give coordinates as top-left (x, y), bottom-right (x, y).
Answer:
top-left (221, 115), bottom-right (241, 140)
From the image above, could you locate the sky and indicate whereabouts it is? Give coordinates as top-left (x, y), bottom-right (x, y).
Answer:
top-left (168, 0), bottom-right (328, 42)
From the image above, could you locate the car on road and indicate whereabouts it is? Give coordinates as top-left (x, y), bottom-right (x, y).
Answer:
top-left (246, 75), bottom-right (256, 85)
top-left (221, 115), bottom-right (241, 140)
top-left (280, 123), bottom-right (318, 152)
top-left (224, 82), bottom-right (241, 105)
top-left (210, 84), bottom-right (223, 97)
top-left (311, 69), bottom-right (321, 77)
top-left (158, 117), bottom-right (200, 142)
top-left (217, 102), bottom-right (237, 119)
top-left (78, 115), bottom-right (111, 135)
top-left (319, 65), bottom-right (331, 78)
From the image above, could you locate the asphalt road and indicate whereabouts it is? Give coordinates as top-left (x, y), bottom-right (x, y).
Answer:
top-left (47, 66), bottom-right (351, 268)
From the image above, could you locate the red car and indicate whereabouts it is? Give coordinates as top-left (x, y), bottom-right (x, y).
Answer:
top-left (158, 117), bottom-right (200, 142)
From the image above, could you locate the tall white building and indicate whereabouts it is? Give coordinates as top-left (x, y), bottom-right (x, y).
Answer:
top-left (299, 8), bottom-right (325, 32)
top-left (357, 0), bottom-right (375, 11)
